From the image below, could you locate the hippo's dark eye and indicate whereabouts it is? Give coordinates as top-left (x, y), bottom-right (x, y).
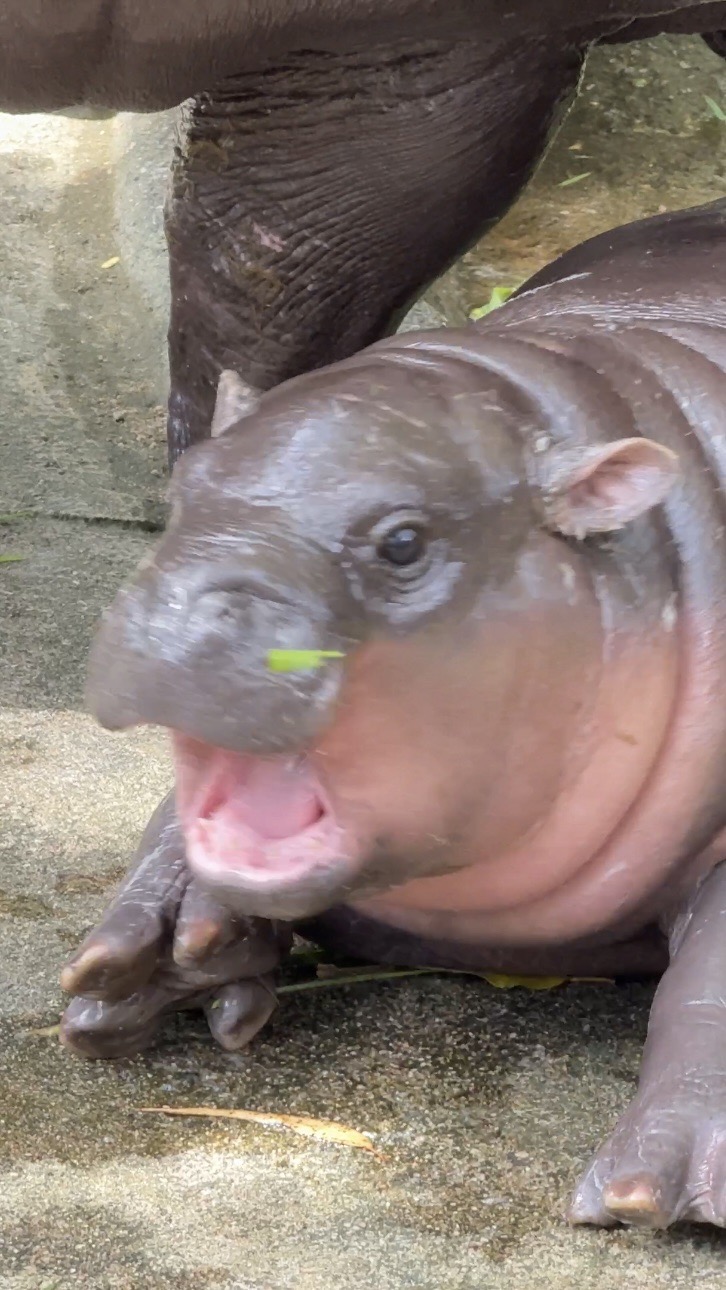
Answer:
top-left (377, 524), bottom-right (427, 568)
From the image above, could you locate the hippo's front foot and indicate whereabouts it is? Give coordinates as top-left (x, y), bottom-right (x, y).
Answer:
top-left (570, 1074), bottom-right (726, 1230)
top-left (570, 862), bottom-right (726, 1230)
top-left (60, 792), bottom-right (291, 1058)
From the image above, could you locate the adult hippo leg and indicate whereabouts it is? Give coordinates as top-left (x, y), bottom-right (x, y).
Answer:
top-left (165, 34), bottom-right (585, 459)
top-left (570, 860), bottom-right (726, 1229)
top-left (60, 793), bottom-right (291, 1058)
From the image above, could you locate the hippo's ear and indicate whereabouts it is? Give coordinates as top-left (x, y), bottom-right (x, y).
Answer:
top-left (210, 370), bottom-right (262, 438)
top-left (537, 436), bottom-right (680, 538)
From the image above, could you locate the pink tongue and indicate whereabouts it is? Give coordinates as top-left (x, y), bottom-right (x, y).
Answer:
top-left (214, 756), bottom-right (322, 840)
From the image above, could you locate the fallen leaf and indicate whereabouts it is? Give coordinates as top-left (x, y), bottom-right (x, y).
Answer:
top-left (705, 95), bottom-right (726, 123)
top-left (140, 1105), bottom-right (387, 1160)
top-left (470, 285), bottom-right (520, 320)
top-left (101, 255), bottom-right (120, 269)
top-left (278, 965), bottom-right (616, 996)
top-left (468, 971), bottom-right (612, 990)
top-left (481, 973), bottom-right (567, 991)
top-left (558, 171), bottom-right (591, 188)
top-left (0, 511), bottom-right (33, 523)
top-left (266, 649), bottom-right (344, 673)
top-left (0, 554), bottom-right (25, 564)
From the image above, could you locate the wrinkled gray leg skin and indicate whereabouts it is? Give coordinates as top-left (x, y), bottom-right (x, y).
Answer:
top-left (60, 793), bottom-right (292, 1059)
top-left (165, 34), bottom-right (585, 459)
top-left (569, 861), bottom-right (726, 1229)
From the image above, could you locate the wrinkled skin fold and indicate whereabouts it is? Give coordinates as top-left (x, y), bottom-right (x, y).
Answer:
top-left (62, 201), bottom-right (726, 1230)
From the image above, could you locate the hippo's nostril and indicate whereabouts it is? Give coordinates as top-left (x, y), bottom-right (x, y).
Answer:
top-left (191, 589), bottom-right (238, 628)
top-left (214, 601), bottom-right (235, 626)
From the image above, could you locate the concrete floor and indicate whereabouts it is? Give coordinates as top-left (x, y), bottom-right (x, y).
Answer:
top-left (1, 35), bottom-right (726, 1290)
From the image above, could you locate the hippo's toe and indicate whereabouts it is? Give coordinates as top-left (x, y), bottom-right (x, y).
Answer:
top-left (568, 1083), bottom-right (726, 1229)
top-left (60, 969), bottom-right (280, 1060)
top-left (59, 788), bottom-right (294, 1058)
top-left (203, 977), bottom-right (277, 1051)
top-left (60, 990), bottom-right (170, 1060)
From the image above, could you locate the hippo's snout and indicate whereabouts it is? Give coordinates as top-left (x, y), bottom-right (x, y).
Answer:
top-left (85, 550), bottom-right (350, 756)
top-left (85, 536), bottom-right (365, 920)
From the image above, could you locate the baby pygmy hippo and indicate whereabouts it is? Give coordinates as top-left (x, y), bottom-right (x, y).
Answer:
top-left (63, 200), bottom-right (726, 1230)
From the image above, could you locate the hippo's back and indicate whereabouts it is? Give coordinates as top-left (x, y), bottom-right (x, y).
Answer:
top-left (510, 198), bottom-right (726, 321)
top-left (482, 199), bottom-right (726, 493)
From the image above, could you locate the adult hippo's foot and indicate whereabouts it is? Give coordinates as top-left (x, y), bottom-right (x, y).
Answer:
top-left (164, 33), bottom-right (584, 459)
top-left (569, 861), bottom-right (726, 1229)
top-left (60, 793), bottom-right (291, 1058)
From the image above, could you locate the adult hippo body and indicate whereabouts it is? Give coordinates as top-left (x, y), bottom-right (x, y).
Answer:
top-left (63, 200), bottom-right (726, 1229)
top-left (3, 0), bottom-right (726, 112)
top-left (3, 3), bottom-right (726, 460)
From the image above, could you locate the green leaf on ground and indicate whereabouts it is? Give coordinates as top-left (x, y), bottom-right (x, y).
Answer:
top-left (0, 554), bottom-right (25, 564)
top-left (558, 171), bottom-right (591, 188)
top-left (0, 511), bottom-right (33, 524)
top-left (705, 96), bottom-right (726, 123)
top-left (470, 285), bottom-right (520, 320)
top-left (277, 966), bottom-right (614, 995)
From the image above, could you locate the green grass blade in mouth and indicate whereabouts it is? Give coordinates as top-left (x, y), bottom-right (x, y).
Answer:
top-left (266, 649), bottom-right (345, 673)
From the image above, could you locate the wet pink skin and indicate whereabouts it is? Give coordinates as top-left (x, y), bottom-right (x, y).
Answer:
top-left (171, 534), bottom-right (689, 940)
top-left (173, 732), bottom-right (352, 907)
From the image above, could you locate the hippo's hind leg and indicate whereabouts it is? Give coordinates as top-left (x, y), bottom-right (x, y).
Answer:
top-left (60, 792), bottom-right (291, 1058)
top-left (164, 34), bottom-right (585, 459)
top-left (570, 861), bottom-right (726, 1229)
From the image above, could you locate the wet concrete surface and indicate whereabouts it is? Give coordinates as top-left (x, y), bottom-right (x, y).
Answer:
top-left (0, 115), bottom-right (167, 525)
top-left (1, 34), bottom-right (726, 1290)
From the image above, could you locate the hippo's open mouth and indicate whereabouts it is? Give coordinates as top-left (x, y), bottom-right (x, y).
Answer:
top-left (172, 733), bottom-right (349, 905)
